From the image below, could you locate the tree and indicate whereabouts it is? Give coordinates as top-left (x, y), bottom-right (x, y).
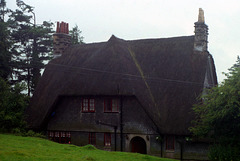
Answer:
top-left (0, 0), bottom-right (11, 80)
top-left (190, 57), bottom-right (240, 160)
top-left (0, 78), bottom-right (29, 133)
top-left (29, 21), bottom-right (54, 93)
top-left (8, 0), bottom-right (54, 95)
top-left (229, 56), bottom-right (240, 72)
top-left (69, 25), bottom-right (84, 44)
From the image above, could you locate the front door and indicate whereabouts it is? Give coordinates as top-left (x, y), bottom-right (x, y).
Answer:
top-left (130, 136), bottom-right (147, 154)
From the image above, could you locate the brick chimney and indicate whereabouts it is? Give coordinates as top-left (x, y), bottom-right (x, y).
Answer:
top-left (53, 21), bottom-right (71, 59)
top-left (194, 8), bottom-right (208, 52)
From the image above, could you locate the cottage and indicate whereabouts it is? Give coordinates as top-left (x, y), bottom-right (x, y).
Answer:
top-left (26, 8), bottom-right (217, 160)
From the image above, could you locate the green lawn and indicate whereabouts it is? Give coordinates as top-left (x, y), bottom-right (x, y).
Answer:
top-left (0, 134), bottom-right (178, 161)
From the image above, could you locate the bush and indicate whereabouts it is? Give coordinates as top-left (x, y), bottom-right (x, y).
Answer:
top-left (208, 144), bottom-right (240, 161)
top-left (23, 130), bottom-right (46, 138)
top-left (0, 78), bottom-right (29, 133)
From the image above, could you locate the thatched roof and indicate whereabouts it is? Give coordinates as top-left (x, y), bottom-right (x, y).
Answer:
top-left (26, 35), bottom-right (217, 135)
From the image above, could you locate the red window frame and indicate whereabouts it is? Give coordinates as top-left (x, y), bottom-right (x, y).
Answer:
top-left (82, 98), bottom-right (95, 112)
top-left (89, 132), bottom-right (96, 145)
top-left (48, 131), bottom-right (71, 144)
top-left (104, 133), bottom-right (111, 147)
top-left (104, 98), bottom-right (119, 112)
top-left (166, 135), bottom-right (175, 151)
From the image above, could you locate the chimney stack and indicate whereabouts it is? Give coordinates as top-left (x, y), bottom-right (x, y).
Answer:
top-left (194, 8), bottom-right (208, 52)
top-left (53, 21), bottom-right (71, 59)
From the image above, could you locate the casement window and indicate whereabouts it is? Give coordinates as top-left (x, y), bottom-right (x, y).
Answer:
top-left (165, 135), bottom-right (175, 151)
top-left (104, 98), bottom-right (119, 112)
top-left (82, 98), bottom-right (95, 112)
top-left (89, 132), bottom-right (96, 145)
top-left (104, 133), bottom-right (111, 147)
top-left (48, 131), bottom-right (71, 144)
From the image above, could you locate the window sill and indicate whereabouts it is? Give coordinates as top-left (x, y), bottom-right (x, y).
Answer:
top-left (165, 150), bottom-right (175, 153)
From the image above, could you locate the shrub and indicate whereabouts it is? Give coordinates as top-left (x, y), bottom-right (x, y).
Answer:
top-left (0, 78), bottom-right (29, 133)
top-left (23, 130), bottom-right (46, 138)
top-left (208, 144), bottom-right (240, 161)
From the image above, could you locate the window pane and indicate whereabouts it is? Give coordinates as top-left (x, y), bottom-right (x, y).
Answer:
top-left (83, 99), bottom-right (88, 112)
top-left (89, 133), bottom-right (96, 145)
top-left (104, 99), bottom-right (111, 112)
top-left (166, 136), bottom-right (174, 150)
top-left (105, 133), bottom-right (111, 146)
top-left (67, 132), bottom-right (71, 138)
top-left (48, 131), bottom-right (71, 144)
top-left (112, 99), bottom-right (119, 112)
top-left (89, 99), bottom-right (95, 111)
top-left (49, 131), bottom-right (53, 137)
top-left (55, 132), bottom-right (59, 137)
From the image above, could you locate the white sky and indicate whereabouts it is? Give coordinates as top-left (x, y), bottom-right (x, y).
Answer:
top-left (7, 0), bottom-right (240, 83)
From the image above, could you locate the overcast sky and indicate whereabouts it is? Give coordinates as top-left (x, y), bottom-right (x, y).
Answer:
top-left (7, 0), bottom-right (240, 83)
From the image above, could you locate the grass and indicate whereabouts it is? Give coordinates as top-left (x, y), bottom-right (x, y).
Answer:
top-left (0, 134), bottom-right (178, 161)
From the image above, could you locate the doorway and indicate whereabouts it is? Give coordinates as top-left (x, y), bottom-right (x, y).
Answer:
top-left (130, 136), bottom-right (147, 154)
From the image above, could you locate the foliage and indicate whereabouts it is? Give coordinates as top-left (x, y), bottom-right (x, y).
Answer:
top-left (0, 21), bottom-right (11, 80)
top-left (22, 130), bottom-right (46, 138)
top-left (229, 56), bottom-right (240, 72)
top-left (7, 1), bottom-right (54, 95)
top-left (0, 134), bottom-right (177, 161)
top-left (69, 25), bottom-right (84, 45)
top-left (0, 0), bottom-right (11, 80)
top-left (0, 78), bottom-right (29, 133)
top-left (190, 57), bottom-right (240, 160)
top-left (208, 144), bottom-right (239, 161)
top-left (0, 0), bottom-right (9, 21)
top-left (0, 0), bottom-right (54, 95)
top-left (1, 1), bottom-right (84, 95)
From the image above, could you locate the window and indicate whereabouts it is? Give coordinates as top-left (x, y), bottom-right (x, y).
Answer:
top-left (48, 131), bottom-right (71, 144)
top-left (89, 133), bottom-right (96, 145)
top-left (104, 98), bottom-right (119, 112)
top-left (104, 133), bottom-right (111, 146)
top-left (82, 98), bottom-right (95, 112)
top-left (166, 135), bottom-right (175, 151)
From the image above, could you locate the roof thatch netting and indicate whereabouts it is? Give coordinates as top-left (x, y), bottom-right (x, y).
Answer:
top-left (27, 35), bottom-right (217, 135)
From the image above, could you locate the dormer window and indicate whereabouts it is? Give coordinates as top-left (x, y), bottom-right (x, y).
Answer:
top-left (104, 98), bottom-right (119, 112)
top-left (82, 98), bottom-right (95, 112)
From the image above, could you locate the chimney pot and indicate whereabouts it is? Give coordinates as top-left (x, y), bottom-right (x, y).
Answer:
top-left (198, 8), bottom-right (205, 23)
top-left (66, 23), bottom-right (69, 34)
top-left (56, 22), bottom-right (60, 33)
top-left (53, 21), bottom-right (71, 59)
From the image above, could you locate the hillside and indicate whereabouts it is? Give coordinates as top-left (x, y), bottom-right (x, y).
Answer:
top-left (0, 134), bottom-right (178, 161)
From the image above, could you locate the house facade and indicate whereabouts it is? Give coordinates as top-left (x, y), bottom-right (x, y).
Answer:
top-left (27, 8), bottom-right (217, 160)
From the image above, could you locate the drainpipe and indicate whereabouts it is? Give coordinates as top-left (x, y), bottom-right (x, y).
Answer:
top-left (114, 126), bottom-right (117, 151)
top-left (177, 138), bottom-right (184, 161)
top-left (161, 140), bottom-right (163, 157)
top-left (120, 95), bottom-right (123, 151)
top-left (96, 120), bottom-right (118, 151)
top-left (180, 142), bottom-right (183, 161)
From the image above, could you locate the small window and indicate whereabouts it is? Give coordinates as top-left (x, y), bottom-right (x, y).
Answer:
top-left (82, 98), bottom-right (95, 112)
top-left (89, 132), bottom-right (96, 145)
top-left (48, 131), bottom-right (71, 144)
top-left (104, 133), bottom-right (111, 147)
top-left (166, 135), bottom-right (175, 151)
top-left (112, 99), bottom-right (119, 112)
top-left (104, 98), bottom-right (119, 112)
